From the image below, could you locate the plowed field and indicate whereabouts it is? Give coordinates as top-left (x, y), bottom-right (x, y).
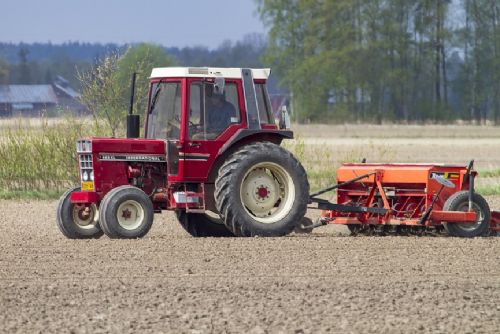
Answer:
top-left (1, 200), bottom-right (499, 333)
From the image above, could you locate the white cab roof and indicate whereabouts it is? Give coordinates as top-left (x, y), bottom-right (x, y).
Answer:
top-left (150, 67), bottom-right (271, 80)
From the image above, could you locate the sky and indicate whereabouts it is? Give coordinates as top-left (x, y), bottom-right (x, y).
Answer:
top-left (0, 0), bottom-right (266, 48)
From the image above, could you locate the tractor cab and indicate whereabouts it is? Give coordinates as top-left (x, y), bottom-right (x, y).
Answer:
top-left (143, 67), bottom-right (282, 182)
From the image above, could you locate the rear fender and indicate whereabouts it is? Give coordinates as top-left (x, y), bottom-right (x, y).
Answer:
top-left (207, 129), bottom-right (293, 184)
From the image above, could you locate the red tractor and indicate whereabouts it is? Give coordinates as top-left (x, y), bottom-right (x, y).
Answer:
top-left (57, 67), bottom-right (309, 238)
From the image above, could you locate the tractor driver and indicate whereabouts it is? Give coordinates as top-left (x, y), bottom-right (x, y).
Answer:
top-left (205, 86), bottom-right (236, 136)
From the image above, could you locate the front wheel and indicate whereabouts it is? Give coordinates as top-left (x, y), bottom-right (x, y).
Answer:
top-left (443, 191), bottom-right (491, 237)
top-left (215, 142), bottom-right (309, 237)
top-left (99, 186), bottom-right (154, 239)
top-left (56, 187), bottom-right (103, 239)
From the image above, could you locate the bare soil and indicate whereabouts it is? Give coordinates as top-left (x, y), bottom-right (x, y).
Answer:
top-left (1, 200), bottom-right (499, 333)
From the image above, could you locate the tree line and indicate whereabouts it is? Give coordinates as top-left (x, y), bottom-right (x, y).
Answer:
top-left (0, 35), bottom-right (270, 90)
top-left (257, 0), bottom-right (500, 123)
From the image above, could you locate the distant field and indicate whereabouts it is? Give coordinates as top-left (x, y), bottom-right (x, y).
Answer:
top-left (286, 124), bottom-right (500, 192)
top-left (294, 123), bottom-right (500, 138)
top-left (0, 116), bottom-right (74, 130)
top-left (290, 127), bottom-right (500, 171)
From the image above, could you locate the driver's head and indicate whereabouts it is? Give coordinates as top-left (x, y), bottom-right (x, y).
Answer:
top-left (209, 93), bottom-right (224, 106)
top-left (206, 85), bottom-right (224, 105)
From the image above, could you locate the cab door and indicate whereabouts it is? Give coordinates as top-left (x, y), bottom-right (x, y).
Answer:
top-left (146, 80), bottom-right (184, 179)
top-left (182, 78), bottom-right (245, 181)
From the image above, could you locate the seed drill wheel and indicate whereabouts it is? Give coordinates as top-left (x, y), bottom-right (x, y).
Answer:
top-left (56, 187), bottom-right (103, 239)
top-left (443, 191), bottom-right (491, 237)
top-left (215, 142), bottom-right (309, 237)
top-left (175, 211), bottom-right (234, 237)
top-left (99, 185), bottom-right (154, 238)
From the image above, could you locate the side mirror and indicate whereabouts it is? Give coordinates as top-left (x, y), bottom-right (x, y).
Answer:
top-left (278, 105), bottom-right (291, 130)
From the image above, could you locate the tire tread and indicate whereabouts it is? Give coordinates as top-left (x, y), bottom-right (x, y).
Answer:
top-left (443, 191), bottom-right (491, 237)
top-left (215, 142), bottom-right (309, 237)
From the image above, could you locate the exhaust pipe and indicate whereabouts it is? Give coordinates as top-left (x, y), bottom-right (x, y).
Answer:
top-left (127, 72), bottom-right (140, 138)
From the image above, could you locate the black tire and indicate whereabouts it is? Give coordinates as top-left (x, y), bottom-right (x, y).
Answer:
top-left (443, 191), bottom-right (491, 237)
top-left (56, 187), bottom-right (103, 239)
top-left (294, 217), bottom-right (314, 234)
top-left (175, 211), bottom-right (234, 237)
top-left (214, 142), bottom-right (309, 237)
top-left (99, 185), bottom-right (154, 239)
top-left (347, 224), bottom-right (362, 235)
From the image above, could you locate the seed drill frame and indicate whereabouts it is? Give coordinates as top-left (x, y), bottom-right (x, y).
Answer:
top-left (306, 160), bottom-right (500, 236)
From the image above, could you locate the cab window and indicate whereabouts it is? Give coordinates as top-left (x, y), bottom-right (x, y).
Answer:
top-left (147, 82), bottom-right (181, 140)
top-left (189, 81), bottom-right (241, 140)
top-left (256, 83), bottom-right (274, 124)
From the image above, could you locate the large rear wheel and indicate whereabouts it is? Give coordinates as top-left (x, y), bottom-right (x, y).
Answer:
top-left (175, 211), bottom-right (234, 237)
top-left (443, 191), bottom-right (490, 237)
top-left (56, 187), bottom-right (103, 239)
top-left (215, 142), bottom-right (309, 237)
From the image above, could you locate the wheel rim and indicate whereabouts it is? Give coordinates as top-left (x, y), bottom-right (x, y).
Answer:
top-left (455, 202), bottom-right (484, 231)
top-left (72, 204), bottom-right (98, 230)
top-left (116, 200), bottom-right (145, 231)
top-left (240, 162), bottom-right (295, 224)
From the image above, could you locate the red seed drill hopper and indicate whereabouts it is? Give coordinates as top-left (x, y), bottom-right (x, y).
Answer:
top-left (309, 161), bottom-right (500, 236)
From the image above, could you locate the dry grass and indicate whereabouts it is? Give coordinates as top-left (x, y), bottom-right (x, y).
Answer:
top-left (288, 124), bottom-right (500, 193)
top-left (283, 137), bottom-right (395, 191)
top-left (0, 117), bottom-right (109, 196)
top-left (1, 119), bottom-right (500, 196)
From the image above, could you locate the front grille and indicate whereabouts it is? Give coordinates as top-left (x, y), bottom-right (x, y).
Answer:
top-left (79, 153), bottom-right (94, 182)
top-left (77, 139), bottom-right (94, 185)
top-left (79, 154), bottom-right (93, 170)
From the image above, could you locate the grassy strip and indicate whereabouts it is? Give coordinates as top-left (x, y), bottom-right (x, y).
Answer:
top-left (478, 169), bottom-right (500, 178)
top-left (0, 190), bottom-right (64, 200)
top-left (476, 185), bottom-right (500, 196)
top-left (0, 117), bottom-right (110, 193)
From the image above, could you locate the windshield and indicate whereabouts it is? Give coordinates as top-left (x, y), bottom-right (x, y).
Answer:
top-left (146, 82), bottom-right (181, 140)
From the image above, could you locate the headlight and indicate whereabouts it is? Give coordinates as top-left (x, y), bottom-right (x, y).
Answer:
top-left (90, 171), bottom-right (94, 181)
top-left (82, 171), bottom-right (89, 181)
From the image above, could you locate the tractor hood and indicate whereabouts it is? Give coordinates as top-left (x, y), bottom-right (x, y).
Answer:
top-left (74, 137), bottom-right (167, 199)
top-left (88, 137), bottom-right (166, 157)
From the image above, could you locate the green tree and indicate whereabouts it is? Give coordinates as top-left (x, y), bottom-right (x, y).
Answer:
top-left (257, 0), bottom-right (460, 123)
top-left (78, 53), bottom-right (121, 135)
top-left (454, 0), bottom-right (500, 124)
top-left (17, 47), bottom-right (30, 84)
top-left (78, 44), bottom-right (175, 136)
top-left (0, 58), bottom-right (9, 84)
top-left (114, 43), bottom-right (174, 118)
